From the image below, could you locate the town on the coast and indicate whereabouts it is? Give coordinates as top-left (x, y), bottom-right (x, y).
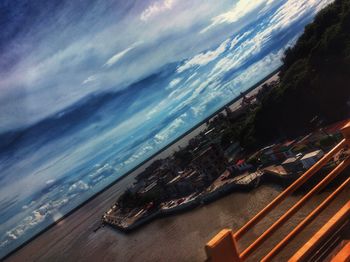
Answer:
top-left (102, 80), bottom-right (350, 232)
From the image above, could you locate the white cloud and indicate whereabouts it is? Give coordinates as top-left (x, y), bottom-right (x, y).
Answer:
top-left (177, 39), bottom-right (230, 73)
top-left (140, 0), bottom-right (179, 21)
top-left (22, 201), bottom-right (36, 210)
top-left (268, 0), bottom-right (333, 32)
top-left (82, 75), bottom-right (97, 85)
top-left (201, 0), bottom-right (276, 33)
top-left (228, 49), bottom-right (284, 90)
top-left (123, 145), bottom-right (154, 166)
top-left (1, 170), bottom-right (97, 249)
top-left (229, 29), bottom-right (254, 50)
top-left (0, 0), bottom-right (233, 133)
top-left (207, 34), bottom-right (261, 81)
top-left (154, 113), bottom-right (187, 144)
top-left (46, 179), bottom-right (56, 185)
top-left (3, 197), bottom-right (70, 245)
top-left (185, 72), bottom-right (198, 83)
top-left (168, 78), bottom-right (182, 89)
top-left (203, 0), bottom-right (334, 85)
top-left (68, 180), bottom-right (89, 192)
top-left (104, 44), bottom-right (138, 68)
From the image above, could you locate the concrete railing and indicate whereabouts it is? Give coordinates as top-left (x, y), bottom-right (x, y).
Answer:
top-left (205, 121), bottom-right (350, 262)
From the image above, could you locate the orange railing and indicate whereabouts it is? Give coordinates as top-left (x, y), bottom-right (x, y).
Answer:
top-left (290, 200), bottom-right (350, 262)
top-left (205, 121), bottom-right (350, 262)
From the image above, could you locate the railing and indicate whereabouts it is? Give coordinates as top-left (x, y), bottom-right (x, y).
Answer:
top-left (290, 200), bottom-right (350, 261)
top-left (205, 121), bottom-right (350, 262)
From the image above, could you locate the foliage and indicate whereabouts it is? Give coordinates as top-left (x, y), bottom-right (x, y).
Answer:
top-left (319, 135), bottom-right (337, 149)
top-left (174, 149), bottom-right (193, 168)
top-left (231, 0), bottom-right (350, 150)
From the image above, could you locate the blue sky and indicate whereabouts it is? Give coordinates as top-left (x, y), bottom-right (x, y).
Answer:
top-left (0, 0), bottom-right (333, 258)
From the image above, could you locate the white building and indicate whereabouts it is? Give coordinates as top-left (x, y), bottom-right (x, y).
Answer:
top-left (300, 150), bottom-right (324, 169)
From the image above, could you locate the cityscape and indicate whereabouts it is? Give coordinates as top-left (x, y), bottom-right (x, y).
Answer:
top-left (102, 81), bottom-right (349, 233)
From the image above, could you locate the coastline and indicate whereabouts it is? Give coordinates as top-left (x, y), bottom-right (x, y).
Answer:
top-left (2, 69), bottom-right (280, 261)
top-left (101, 116), bottom-right (347, 235)
top-left (103, 169), bottom-right (297, 233)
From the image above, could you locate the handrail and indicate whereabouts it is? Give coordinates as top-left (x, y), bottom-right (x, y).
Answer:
top-left (262, 174), bottom-right (350, 261)
top-left (206, 120), bottom-right (350, 262)
top-left (330, 242), bottom-right (350, 262)
top-left (234, 139), bottom-right (346, 240)
top-left (240, 155), bottom-right (350, 260)
top-left (289, 200), bottom-right (350, 262)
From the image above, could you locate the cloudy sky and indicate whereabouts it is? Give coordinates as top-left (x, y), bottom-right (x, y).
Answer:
top-left (0, 0), bottom-right (333, 258)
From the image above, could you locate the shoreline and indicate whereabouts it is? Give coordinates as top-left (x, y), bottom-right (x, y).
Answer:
top-left (2, 69), bottom-right (280, 261)
top-left (103, 170), bottom-right (296, 233)
top-left (105, 158), bottom-right (345, 234)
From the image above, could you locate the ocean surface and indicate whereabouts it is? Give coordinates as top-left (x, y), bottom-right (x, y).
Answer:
top-left (0, 0), bottom-right (333, 258)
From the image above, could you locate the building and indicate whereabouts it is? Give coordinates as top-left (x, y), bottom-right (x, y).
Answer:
top-left (281, 156), bottom-right (303, 173)
top-left (277, 140), bottom-right (297, 159)
top-left (294, 131), bottom-right (326, 151)
top-left (165, 170), bottom-right (200, 197)
top-left (191, 144), bottom-right (226, 183)
top-left (224, 106), bottom-right (233, 117)
top-left (323, 119), bottom-right (349, 140)
top-left (241, 94), bottom-right (256, 107)
top-left (233, 159), bottom-right (253, 172)
top-left (224, 142), bottom-right (241, 163)
top-left (166, 175), bottom-right (186, 196)
top-left (300, 150), bottom-right (324, 169)
top-left (138, 177), bottom-right (170, 201)
top-left (259, 144), bottom-right (278, 164)
top-left (258, 140), bottom-right (297, 164)
top-left (139, 181), bottom-right (161, 197)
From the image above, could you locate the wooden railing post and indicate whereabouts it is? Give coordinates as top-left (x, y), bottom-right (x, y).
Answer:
top-left (341, 121), bottom-right (350, 140)
top-left (205, 229), bottom-right (241, 262)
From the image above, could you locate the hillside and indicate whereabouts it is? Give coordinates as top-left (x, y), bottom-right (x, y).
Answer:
top-left (237, 0), bottom-right (350, 149)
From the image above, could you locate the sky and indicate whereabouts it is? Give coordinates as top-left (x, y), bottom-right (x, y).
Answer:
top-left (0, 0), bottom-right (333, 258)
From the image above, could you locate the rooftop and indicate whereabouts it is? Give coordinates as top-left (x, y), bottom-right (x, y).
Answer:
top-left (192, 145), bottom-right (215, 160)
top-left (281, 156), bottom-right (299, 165)
top-left (301, 150), bottom-right (323, 160)
top-left (323, 119), bottom-right (349, 134)
top-left (140, 181), bottom-right (158, 194)
top-left (236, 159), bottom-right (245, 165)
top-left (167, 175), bottom-right (181, 185)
